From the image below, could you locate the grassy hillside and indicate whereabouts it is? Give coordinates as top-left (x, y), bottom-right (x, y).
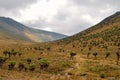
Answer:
top-left (57, 12), bottom-right (120, 49)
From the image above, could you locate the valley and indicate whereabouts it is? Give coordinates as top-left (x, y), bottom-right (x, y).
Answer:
top-left (0, 12), bottom-right (120, 80)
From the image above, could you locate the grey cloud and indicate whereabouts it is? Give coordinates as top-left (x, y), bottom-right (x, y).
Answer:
top-left (49, 18), bottom-right (92, 35)
top-left (55, 11), bottom-right (69, 21)
top-left (48, 0), bottom-right (120, 35)
top-left (0, 0), bottom-right (38, 10)
top-left (26, 0), bottom-right (120, 35)
top-left (25, 17), bottom-right (49, 29)
top-left (69, 0), bottom-right (120, 8)
top-left (69, 0), bottom-right (120, 15)
top-left (0, 0), bottom-right (38, 19)
top-left (0, 0), bottom-right (119, 35)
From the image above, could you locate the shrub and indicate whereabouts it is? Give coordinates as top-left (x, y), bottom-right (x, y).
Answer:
top-left (39, 59), bottom-right (49, 70)
top-left (70, 51), bottom-right (76, 60)
top-left (87, 52), bottom-right (91, 59)
top-left (61, 61), bottom-right (70, 67)
top-left (3, 50), bottom-right (8, 56)
top-left (105, 51), bottom-right (110, 59)
top-left (8, 61), bottom-right (16, 70)
top-left (18, 62), bottom-right (24, 71)
top-left (18, 52), bottom-right (22, 57)
top-left (27, 58), bottom-right (31, 64)
top-left (100, 72), bottom-right (105, 78)
top-left (47, 47), bottom-right (51, 51)
top-left (11, 49), bottom-right (17, 56)
top-left (116, 51), bottom-right (120, 65)
top-left (93, 52), bottom-right (98, 59)
top-left (8, 52), bottom-right (12, 57)
top-left (12, 51), bottom-right (17, 56)
top-left (29, 63), bottom-right (36, 71)
top-left (0, 56), bottom-right (6, 68)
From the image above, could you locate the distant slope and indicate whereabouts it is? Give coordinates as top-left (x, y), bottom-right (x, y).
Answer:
top-left (0, 17), bottom-right (66, 42)
top-left (57, 12), bottom-right (120, 48)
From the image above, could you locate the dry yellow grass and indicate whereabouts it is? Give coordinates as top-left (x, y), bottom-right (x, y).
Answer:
top-left (0, 42), bottom-right (119, 80)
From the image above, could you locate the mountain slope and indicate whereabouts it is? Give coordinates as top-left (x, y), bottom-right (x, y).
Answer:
top-left (58, 12), bottom-right (120, 47)
top-left (0, 17), bottom-right (66, 42)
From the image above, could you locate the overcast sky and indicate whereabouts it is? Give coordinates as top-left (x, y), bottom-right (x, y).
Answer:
top-left (0, 0), bottom-right (119, 35)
